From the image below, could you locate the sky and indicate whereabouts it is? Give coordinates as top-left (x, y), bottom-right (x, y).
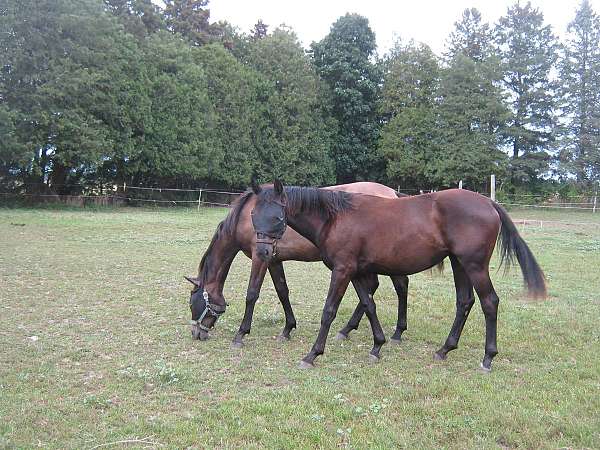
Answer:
top-left (207, 0), bottom-right (600, 55)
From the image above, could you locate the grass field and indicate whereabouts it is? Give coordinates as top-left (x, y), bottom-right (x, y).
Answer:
top-left (1, 205), bottom-right (599, 449)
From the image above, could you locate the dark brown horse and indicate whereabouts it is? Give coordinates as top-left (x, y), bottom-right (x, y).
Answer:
top-left (186, 182), bottom-right (411, 347)
top-left (250, 181), bottom-right (546, 371)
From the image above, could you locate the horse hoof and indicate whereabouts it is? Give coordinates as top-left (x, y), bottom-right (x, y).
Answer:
top-left (433, 352), bottom-right (447, 361)
top-left (479, 362), bottom-right (492, 373)
top-left (230, 341), bottom-right (243, 350)
top-left (368, 354), bottom-right (380, 363)
top-left (299, 360), bottom-right (315, 369)
top-left (389, 338), bottom-right (402, 345)
top-left (335, 332), bottom-right (348, 341)
top-left (276, 334), bottom-right (290, 342)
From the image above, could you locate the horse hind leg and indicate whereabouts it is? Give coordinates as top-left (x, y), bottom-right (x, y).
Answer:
top-left (268, 262), bottom-right (297, 341)
top-left (435, 255), bottom-right (475, 360)
top-left (461, 260), bottom-right (500, 372)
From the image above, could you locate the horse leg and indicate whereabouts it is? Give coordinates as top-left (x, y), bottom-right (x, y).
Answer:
top-left (435, 255), bottom-right (475, 360)
top-left (390, 275), bottom-right (409, 343)
top-left (352, 275), bottom-right (387, 360)
top-left (336, 275), bottom-right (378, 339)
top-left (267, 261), bottom-right (297, 341)
top-left (300, 268), bottom-right (351, 368)
top-left (232, 255), bottom-right (268, 348)
top-left (461, 261), bottom-right (500, 372)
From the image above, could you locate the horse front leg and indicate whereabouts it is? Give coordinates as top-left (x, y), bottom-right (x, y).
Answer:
top-left (336, 274), bottom-right (379, 340)
top-left (232, 255), bottom-right (268, 348)
top-left (300, 268), bottom-right (351, 368)
top-left (267, 261), bottom-right (297, 341)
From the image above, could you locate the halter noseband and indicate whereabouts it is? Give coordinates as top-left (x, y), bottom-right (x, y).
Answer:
top-left (190, 289), bottom-right (226, 331)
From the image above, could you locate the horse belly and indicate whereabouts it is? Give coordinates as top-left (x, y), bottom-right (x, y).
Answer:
top-left (359, 236), bottom-right (447, 276)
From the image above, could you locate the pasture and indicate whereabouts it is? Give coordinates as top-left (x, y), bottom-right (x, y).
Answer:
top-left (1, 205), bottom-right (599, 449)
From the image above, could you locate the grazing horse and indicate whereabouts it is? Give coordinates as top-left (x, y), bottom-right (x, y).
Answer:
top-left (186, 182), bottom-right (411, 347)
top-left (250, 180), bottom-right (546, 371)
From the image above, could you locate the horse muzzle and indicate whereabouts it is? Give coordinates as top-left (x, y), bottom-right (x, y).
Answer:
top-left (256, 234), bottom-right (279, 262)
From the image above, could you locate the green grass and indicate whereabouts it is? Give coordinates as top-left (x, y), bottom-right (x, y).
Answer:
top-left (1, 206), bottom-right (599, 449)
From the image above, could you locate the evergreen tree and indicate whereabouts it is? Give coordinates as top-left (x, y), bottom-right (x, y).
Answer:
top-left (436, 8), bottom-right (509, 189)
top-left (125, 32), bottom-right (218, 186)
top-left (311, 14), bottom-right (381, 183)
top-left (378, 40), bottom-right (440, 188)
top-left (248, 27), bottom-right (336, 185)
top-left (558, 0), bottom-right (600, 184)
top-left (163, 0), bottom-right (221, 46)
top-left (446, 8), bottom-right (492, 61)
top-left (0, 0), bottom-right (144, 193)
top-left (495, 2), bottom-right (559, 186)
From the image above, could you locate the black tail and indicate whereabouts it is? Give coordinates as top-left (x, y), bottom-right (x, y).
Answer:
top-left (491, 202), bottom-right (547, 298)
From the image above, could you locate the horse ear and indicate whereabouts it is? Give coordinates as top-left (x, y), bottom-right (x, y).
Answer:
top-left (274, 179), bottom-right (284, 196)
top-left (184, 276), bottom-right (200, 286)
top-left (250, 177), bottom-right (261, 195)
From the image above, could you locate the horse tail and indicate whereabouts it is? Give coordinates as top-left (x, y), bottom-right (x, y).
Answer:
top-left (491, 202), bottom-right (547, 299)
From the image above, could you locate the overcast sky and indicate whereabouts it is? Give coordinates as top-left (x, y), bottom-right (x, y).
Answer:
top-left (207, 0), bottom-right (599, 56)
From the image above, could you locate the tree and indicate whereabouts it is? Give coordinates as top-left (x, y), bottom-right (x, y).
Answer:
top-left (124, 32), bottom-right (218, 186)
top-left (311, 14), bottom-right (381, 183)
top-left (0, 0), bottom-right (145, 193)
top-left (495, 2), bottom-right (559, 186)
top-left (163, 0), bottom-right (221, 46)
top-left (103, 0), bottom-right (163, 38)
top-left (446, 8), bottom-right (493, 62)
top-left (435, 8), bottom-right (509, 189)
top-left (194, 43), bottom-right (263, 187)
top-left (247, 27), bottom-right (335, 185)
top-left (558, 0), bottom-right (600, 184)
top-left (378, 41), bottom-right (440, 188)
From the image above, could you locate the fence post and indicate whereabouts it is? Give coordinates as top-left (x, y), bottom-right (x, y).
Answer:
top-left (593, 190), bottom-right (597, 213)
top-left (490, 174), bottom-right (496, 201)
top-left (458, 180), bottom-right (463, 189)
top-left (197, 189), bottom-right (202, 211)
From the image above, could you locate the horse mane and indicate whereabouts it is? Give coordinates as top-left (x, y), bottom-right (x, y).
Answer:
top-left (196, 190), bottom-right (254, 282)
top-left (197, 221), bottom-right (224, 281)
top-left (262, 186), bottom-right (353, 220)
top-left (222, 190), bottom-right (254, 236)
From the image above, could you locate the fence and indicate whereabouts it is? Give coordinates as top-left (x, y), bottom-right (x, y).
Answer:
top-left (0, 185), bottom-right (244, 208)
top-left (2, 182), bottom-right (599, 213)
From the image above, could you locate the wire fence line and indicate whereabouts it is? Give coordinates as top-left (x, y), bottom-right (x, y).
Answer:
top-left (2, 183), bottom-right (599, 212)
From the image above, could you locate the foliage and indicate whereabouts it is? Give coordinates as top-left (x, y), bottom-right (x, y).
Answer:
top-left (1, 0), bottom-right (599, 195)
top-left (436, 9), bottom-right (510, 189)
top-left (378, 41), bottom-right (440, 187)
top-left (494, 2), bottom-right (559, 186)
top-left (557, 0), bottom-right (600, 185)
top-left (311, 14), bottom-right (381, 183)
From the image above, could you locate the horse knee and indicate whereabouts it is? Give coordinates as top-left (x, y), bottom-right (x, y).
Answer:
top-left (246, 288), bottom-right (260, 303)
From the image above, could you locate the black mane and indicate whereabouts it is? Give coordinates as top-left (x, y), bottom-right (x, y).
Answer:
top-left (197, 190), bottom-right (254, 282)
top-left (261, 186), bottom-right (353, 220)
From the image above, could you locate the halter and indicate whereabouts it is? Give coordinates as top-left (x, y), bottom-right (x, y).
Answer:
top-left (189, 289), bottom-right (226, 331)
top-left (255, 232), bottom-right (282, 257)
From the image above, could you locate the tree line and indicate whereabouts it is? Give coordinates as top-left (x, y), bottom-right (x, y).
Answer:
top-left (1, 0), bottom-right (599, 196)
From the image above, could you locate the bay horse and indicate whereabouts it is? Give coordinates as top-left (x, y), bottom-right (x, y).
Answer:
top-left (186, 182), bottom-right (412, 348)
top-left (250, 180), bottom-right (546, 371)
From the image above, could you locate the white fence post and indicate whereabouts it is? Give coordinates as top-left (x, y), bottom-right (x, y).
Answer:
top-left (490, 174), bottom-right (496, 201)
top-left (458, 180), bottom-right (463, 189)
top-left (197, 189), bottom-right (202, 211)
top-left (593, 191), bottom-right (597, 213)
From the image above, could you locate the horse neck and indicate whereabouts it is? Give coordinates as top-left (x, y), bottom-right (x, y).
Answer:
top-left (200, 233), bottom-right (239, 295)
top-left (286, 208), bottom-right (327, 247)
